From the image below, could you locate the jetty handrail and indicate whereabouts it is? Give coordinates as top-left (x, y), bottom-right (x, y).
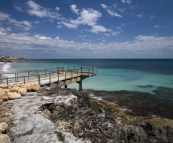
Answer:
top-left (0, 67), bottom-right (64, 75)
top-left (0, 66), bottom-right (98, 85)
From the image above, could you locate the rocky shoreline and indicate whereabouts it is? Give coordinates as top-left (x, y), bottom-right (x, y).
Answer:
top-left (0, 85), bottom-right (173, 142)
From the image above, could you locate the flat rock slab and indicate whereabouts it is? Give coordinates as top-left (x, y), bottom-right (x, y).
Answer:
top-left (10, 92), bottom-right (90, 143)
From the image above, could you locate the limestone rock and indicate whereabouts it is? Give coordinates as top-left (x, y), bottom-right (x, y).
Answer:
top-left (0, 88), bottom-right (5, 96)
top-left (22, 84), bottom-right (31, 91)
top-left (0, 122), bottom-right (8, 133)
top-left (0, 99), bottom-right (3, 105)
top-left (0, 134), bottom-right (11, 143)
top-left (9, 86), bottom-right (19, 93)
top-left (0, 93), bottom-right (9, 101)
top-left (0, 84), bottom-right (8, 89)
top-left (18, 88), bottom-right (27, 96)
top-left (31, 83), bottom-right (39, 91)
top-left (7, 92), bottom-right (21, 99)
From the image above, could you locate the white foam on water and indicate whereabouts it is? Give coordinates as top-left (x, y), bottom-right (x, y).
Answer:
top-left (2, 63), bottom-right (11, 72)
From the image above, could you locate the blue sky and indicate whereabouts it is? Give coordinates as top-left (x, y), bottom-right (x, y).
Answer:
top-left (0, 0), bottom-right (173, 59)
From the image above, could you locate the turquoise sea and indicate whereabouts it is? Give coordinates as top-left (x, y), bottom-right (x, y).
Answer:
top-left (1, 59), bottom-right (173, 94)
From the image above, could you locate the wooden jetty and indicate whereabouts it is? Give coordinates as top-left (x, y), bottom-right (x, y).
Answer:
top-left (0, 67), bottom-right (98, 90)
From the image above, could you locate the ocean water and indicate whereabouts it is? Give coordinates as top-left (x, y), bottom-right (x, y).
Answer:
top-left (1, 59), bottom-right (173, 93)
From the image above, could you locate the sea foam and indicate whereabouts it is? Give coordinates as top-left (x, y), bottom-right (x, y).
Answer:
top-left (2, 63), bottom-right (11, 72)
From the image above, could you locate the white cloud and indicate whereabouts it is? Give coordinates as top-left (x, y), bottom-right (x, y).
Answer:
top-left (55, 7), bottom-right (60, 11)
top-left (149, 15), bottom-right (155, 19)
top-left (34, 34), bottom-right (51, 40)
top-left (70, 8), bottom-right (102, 26)
top-left (154, 25), bottom-right (159, 28)
top-left (91, 25), bottom-right (107, 33)
top-left (100, 4), bottom-right (122, 18)
top-left (137, 13), bottom-right (143, 19)
top-left (71, 5), bottom-right (79, 14)
top-left (100, 4), bottom-right (107, 9)
top-left (107, 10), bottom-right (122, 18)
top-left (0, 28), bottom-right (6, 35)
top-left (55, 36), bottom-right (60, 39)
top-left (6, 27), bottom-right (11, 31)
top-left (0, 11), bottom-right (32, 30)
top-left (61, 6), bottom-right (120, 36)
top-left (39, 36), bottom-right (51, 40)
top-left (26, 0), bottom-right (60, 19)
top-left (13, 4), bottom-right (23, 12)
top-left (121, 0), bottom-right (126, 3)
top-left (57, 25), bottom-right (62, 28)
top-left (0, 33), bottom-right (173, 58)
top-left (127, 0), bottom-right (131, 4)
top-left (121, 0), bottom-right (131, 4)
top-left (62, 22), bottom-right (77, 29)
top-left (34, 21), bottom-right (40, 24)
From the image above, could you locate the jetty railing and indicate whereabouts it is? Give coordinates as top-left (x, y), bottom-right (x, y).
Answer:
top-left (0, 66), bottom-right (98, 86)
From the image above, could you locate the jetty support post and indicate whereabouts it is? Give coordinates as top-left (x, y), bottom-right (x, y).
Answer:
top-left (28, 72), bottom-right (29, 79)
top-left (77, 80), bottom-right (82, 91)
top-left (6, 78), bottom-right (8, 85)
top-left (49, 73), bottom-right (51, 86)
top-left (38, 75), bottom-right (41, 87)
top-left (0, 74), bottom-right (2, 83)
top-left (80, 67), bottom-right (82, 76)
top-left (24, 76), bottom-right (25, 84)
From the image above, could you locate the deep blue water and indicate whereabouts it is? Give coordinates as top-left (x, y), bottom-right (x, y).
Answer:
top-left (25, 59), bottom-right (173, 75)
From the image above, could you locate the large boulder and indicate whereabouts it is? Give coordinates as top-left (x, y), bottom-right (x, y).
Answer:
top-left (22, 84), bottom-right (31, 92)
top-left (31, 83), bottom-right (39, 91)
top-left (7, 92), bottom-right (21, 99)
top-left (0, 88), bottom-right (5, 96)
top-left (18, 88), bottom-right (27, 96)
top-left (9, 86), bottom-right (19, 93)
top-left (0, 92), bottom-right (9, 101)
top-left (0, 122), bottom-right (8, 133)
top-left (0, 134), bottom-right (11, 143)
top-left (0, 84), bottom-right (8, 89)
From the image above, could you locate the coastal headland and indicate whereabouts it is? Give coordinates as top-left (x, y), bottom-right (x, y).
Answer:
top-left (0, 83), bottom-right (173, 143)
top-left (0, 55), bottom-right (26, 63)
